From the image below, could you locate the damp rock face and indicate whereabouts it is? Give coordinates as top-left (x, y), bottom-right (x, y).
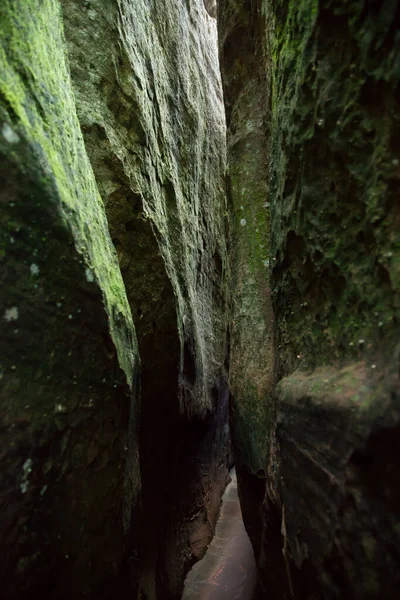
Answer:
top-left (61, 0), bottom-right (230, 597)
top-left (1, 0), bottom-right (230, 598)
top-left (0, 2), bottom-right (140, 599)
top-left (218, 0), bottom-right (400, 598)
top-left (217, 0), bottom-right (275, 558)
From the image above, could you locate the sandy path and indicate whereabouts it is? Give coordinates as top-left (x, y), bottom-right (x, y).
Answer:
top-left (182, 469), bottom-right (258, 599)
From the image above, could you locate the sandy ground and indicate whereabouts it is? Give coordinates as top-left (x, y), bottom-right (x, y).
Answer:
top-left (182, 469), bottom-right (258, 599)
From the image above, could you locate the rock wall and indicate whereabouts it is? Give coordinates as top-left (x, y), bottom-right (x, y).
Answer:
top-left (61, 1), bottom-right (230, 597)
top-left (1, 1), bottom-right (230, 599)
top-left (0, 1), bottom-right (139, 598)
top-left (218, 0), bottom-right (400, 598)
top-left (217, 0), bottom-right (274, 478)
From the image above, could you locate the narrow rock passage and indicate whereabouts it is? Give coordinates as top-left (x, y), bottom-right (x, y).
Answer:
top-left (182, 469), bottom-right (258, 600)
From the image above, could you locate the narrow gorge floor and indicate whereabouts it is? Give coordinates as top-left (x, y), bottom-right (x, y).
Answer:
top-left (182, 469), bottom-right (258, 600)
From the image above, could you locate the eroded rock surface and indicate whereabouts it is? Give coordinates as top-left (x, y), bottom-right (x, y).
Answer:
top-left (61, 1), bottom-right (230, 596)
top-left (1, 1), bottom-right (230, 599)
top-left (0, 2), bottom-right (139, 598)
top-left (218, 0), bottom-right (400, 598)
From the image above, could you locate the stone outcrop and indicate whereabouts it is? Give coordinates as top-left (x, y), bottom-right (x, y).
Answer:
top-left (217, 0), bottom-right (276, 561)
top-left (218, 0), bottom-right (400, 598)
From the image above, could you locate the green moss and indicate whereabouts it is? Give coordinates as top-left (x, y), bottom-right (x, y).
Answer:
top-left (0, 0), bottom-right (137, 386)
top-left (265, 0), bottom-right (400, 374)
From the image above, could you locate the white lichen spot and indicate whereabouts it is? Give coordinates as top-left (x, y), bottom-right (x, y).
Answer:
top-left (358, 339), bottom-right (365, 345)
top-left (40, 485), bottom-right (48, 497)
top-left (240, 205), bottom-right (244, 210)
top-left (262, 202), bottom-right (270, 209)
top-left (392, 158), bottom-right (399, 166)
top-left (4, 306), bottom-right (18, 322)
top-left (20, 482), bottom-right (29, 494)
top-left (2, 123), bottom-right (20, 144)
top-left (23, 458), bottom-right (32, 475)
top-left (68, 314), bottom-right (73, 320)
top-left (30, 263), bottom-right (40, 276)
top-left (85, 267), bottom-right (94, 283)
top-left (56, 302), bottom-right (62, 308)
top-left (20, 458), bottom-right (33, 494)
top-left (371, 364), bottom-right (377, 369)
top-left (240, 218), bottom-right (247, 227)
top-left (10, 237), bottom-right (15, 244)
top-left (263, 259), bottom-right (270, 267)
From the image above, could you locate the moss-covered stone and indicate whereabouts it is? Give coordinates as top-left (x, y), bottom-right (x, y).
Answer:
top-left (218, 0), bottom-right (275, 476)
top-left (62, 0), bottom-right (229, 419)
top-left (266, 0), bottom-right (400, 375)
top-left (219, 0), bottom-right (400, 598)
top-left (60, 1), bottom-right (230, 597)
top-left (0, 1), bottom-right (139, 597)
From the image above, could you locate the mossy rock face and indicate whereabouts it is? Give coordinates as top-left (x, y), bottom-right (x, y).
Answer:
top-left (62, 0), bottom-right (229, 419)
top-left (263, 0), bottom-right (400, 596)
top-left (267, 0), bottom-right (400, 374)
top-left (0, 2), bottom-right (139, 598)
top-left (60, 1), bottom-right (230, 597)
top-left (218, 0), bottom-right (275, 476)
top-left (219, 0), bottom-right (400, 598)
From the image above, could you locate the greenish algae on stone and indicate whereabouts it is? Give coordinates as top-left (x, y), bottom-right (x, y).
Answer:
top-left (218, 0), bottom-right (400, 598)
top-left (218, 0), bottom-right (275, 477)
top-left (266, 0), bottom-right (400, 375)
top-left (0, 1), bottom-right (140, 598)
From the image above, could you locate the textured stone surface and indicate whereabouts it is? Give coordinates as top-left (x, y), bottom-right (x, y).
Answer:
top-left (61, 1), bottom-right (231, 598)
top-left (1, 0), bottom-right (231, 597)
top-left (218, 0), bottom-right (275, 478)
top-left (0, 1), bottom-right (139, 598)
top-left (218, 0), bottom-right (400, 598)
top-left (271, 363), bottom-right (400, 599)
top-left (62, 0), bottom-right (228, 419)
